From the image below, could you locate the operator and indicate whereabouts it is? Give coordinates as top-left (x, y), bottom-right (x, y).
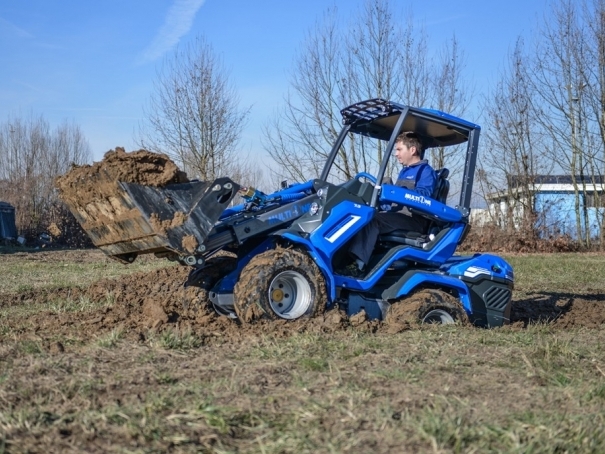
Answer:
top-left (341, 131), bottom-right (437, 277)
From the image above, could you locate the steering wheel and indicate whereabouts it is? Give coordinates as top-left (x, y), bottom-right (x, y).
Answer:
top-left (354, 172), bottom-right (377, 184)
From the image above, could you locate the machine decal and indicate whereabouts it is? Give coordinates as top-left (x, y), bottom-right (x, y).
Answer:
top-left (463, 266), bottom-right (492, 279)
top-left (325, 215), bottom-right (361, 243)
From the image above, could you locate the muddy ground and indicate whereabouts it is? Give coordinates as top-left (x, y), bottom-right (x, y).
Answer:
top-left (0, 252), bottom-right (397, 346)
top-left (0, 249), bottom-right (601, 348)
top-left (3, 249), bottom-right (605, 453)
top-left (4, 151), bottom-right (604, 452)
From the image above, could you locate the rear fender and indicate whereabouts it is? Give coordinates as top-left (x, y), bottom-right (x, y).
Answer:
top-left (442, 253), bottom-right (514, 283)
top-left (441, 253), bottom-right (514, 327)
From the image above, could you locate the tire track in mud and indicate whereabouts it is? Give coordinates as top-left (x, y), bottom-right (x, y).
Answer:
top-left (2, 262), bottom-right (605, 346)
top-left (1, 265), bottom-right (374, 344)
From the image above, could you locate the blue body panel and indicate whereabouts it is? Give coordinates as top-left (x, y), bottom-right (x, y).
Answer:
top-left (308, 201), bottom-right (375, 266)
top-left (202, 99), bottom-right (513, 328)
top-left (441, 253), bottom-right (515, 283)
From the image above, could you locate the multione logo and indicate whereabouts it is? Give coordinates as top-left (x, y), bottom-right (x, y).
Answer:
top-left (266, 202), bottom-right (312, 225)
top-left (404, 193), bottom-right (432, 206)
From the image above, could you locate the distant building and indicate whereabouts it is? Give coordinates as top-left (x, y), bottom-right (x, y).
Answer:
top-left (0, 201), bottom-right (18, 240)
top-left (471, 175), bottom-right (605, 239)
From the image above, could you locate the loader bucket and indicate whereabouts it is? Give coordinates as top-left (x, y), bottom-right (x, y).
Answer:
top-left (66, 177), bottom-right (240, 263)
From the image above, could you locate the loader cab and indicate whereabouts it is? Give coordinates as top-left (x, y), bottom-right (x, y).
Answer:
top-left (319, 98), bottom-right (481, 214)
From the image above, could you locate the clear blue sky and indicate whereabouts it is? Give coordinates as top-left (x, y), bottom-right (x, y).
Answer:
top-left (1, 0), bottom-right (548, 163)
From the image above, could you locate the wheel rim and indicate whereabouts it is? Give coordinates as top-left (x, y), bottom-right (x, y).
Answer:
top-left (422, 309), bottom-right (455, 324)
top-left (268, 270), bottom-right (312, 319)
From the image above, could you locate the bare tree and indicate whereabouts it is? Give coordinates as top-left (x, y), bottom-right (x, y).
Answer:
top-left (529, 0), bottom-right (605, 246)
top-left (263, 0), bottom-right (459, 184)
top-left (0, 114), bottom-right (91, 238)
top-left (577, 0), bottom-right (605, 246)
top-left (262, 7), bottom-right (344, 183)
top-left (476, 0), bottom-right (605, 247)
top-left (429, 36), bottom-right (472, 171)
top-left (139, 36), bottom-right (251, 182)
top-left (479, 39), bottom-right (553, 236)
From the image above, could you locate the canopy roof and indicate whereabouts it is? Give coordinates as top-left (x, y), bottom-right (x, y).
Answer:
top-left (340, 98), bottom-right (480, 148)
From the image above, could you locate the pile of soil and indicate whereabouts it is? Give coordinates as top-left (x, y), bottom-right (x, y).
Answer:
top-left (55, 147), bottom-right (189, 209)
top-left (459, 224), bottom-right (582, 254)
top-left (53, 148), bottom-right (192, 250)
top-left (2, 256), bottom-right (604, 350)
top-left (1, 264), bottom-right (390, 347)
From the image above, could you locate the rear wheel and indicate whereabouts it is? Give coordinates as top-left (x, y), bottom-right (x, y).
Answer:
top-left (385, 289), bottom-right (469, 326)
top-left (421, 308), bottom-right (456, 324)
top-left (233, 248), bottom-right (327, 323)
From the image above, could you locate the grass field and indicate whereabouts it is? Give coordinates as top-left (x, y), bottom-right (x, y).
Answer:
top-left (1, 249), bottom-right (605, 453)
top-left (0, 248), bottom-right (175, 295)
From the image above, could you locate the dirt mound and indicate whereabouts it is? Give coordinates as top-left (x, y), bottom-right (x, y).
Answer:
top-left (459, 224), bottom-right (582, 254)
top-left (511, 291), bottom-right (605, 328)
top-left (55, 147), bottom-right (189, 208)
top-left (0, 265), bottom-right (384, 345)
top-left (2, 262), bottom-right (604, 348)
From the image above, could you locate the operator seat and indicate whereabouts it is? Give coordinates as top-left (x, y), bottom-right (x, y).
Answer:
top-left (432, 168), bottom-right (450, 204)
top-left (377, 168), bottom-right (450, 247)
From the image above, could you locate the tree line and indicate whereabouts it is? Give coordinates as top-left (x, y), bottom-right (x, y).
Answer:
top-left (1, 0), bottom-right (604, 248)
top-left (479, 0), bottom-right (605, 248)
top-left (0, 115), bottom-right (90, 243)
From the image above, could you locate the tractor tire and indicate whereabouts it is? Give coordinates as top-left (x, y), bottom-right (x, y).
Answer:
top-left (233, 248), bottom-right (327, 323)
top-left (182, 256), bottom-right (237, 312)
top-left (385, 289), bottom-right (470, 326)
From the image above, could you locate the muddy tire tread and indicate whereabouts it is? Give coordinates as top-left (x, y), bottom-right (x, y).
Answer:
top-left (233, 248), bottom-right (327, 323)
top-left (386, 288), bottom-right (470, 326)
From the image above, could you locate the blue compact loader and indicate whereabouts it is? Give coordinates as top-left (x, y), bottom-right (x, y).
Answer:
top-left (60, 99), bottom-right (513, 328)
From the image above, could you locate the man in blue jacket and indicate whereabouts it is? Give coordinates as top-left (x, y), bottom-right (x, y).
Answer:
top-left (344, 131), bottom-right (437, 276)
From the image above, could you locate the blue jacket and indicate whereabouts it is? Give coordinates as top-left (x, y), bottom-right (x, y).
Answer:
top-left (395, 160), bottom-right (437, 197)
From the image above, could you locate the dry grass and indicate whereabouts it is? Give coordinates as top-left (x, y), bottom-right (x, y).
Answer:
top-left (2, 328), bottom-right (605, 453)
top-left (505, 252), bottom-right (605, 293)
top-left (2, 249), bottom-right (605, 453)
top-left (0, 248), bottom-right (174, 295)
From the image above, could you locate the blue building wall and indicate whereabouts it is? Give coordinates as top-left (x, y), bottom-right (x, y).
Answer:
top-left (535, 192), bottom-right (604, 239)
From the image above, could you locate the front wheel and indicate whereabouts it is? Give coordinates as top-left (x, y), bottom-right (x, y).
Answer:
top-left (233, 248), bottom-right (327, 323)
top-left (385, 289), bottom-right (469, 326)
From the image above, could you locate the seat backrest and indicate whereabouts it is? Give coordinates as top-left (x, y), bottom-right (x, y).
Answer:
top-left (432, 168), bottom-right (449, 204)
